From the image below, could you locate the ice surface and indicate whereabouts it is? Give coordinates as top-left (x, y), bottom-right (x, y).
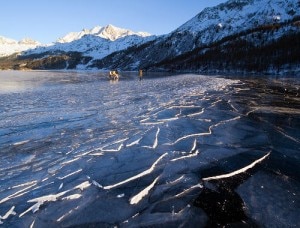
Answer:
top-left (237, 172), bottom-right (300, 227)
top-left (0, 71), bottom-right (299, 227)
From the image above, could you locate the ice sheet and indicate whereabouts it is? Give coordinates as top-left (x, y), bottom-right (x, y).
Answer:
top-left (0, 71), bottom-right (299, 227)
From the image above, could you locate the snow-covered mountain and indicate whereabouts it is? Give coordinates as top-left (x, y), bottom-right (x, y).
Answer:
top-left (1, 0), bottom-right (299, 73)
top-left (0, 24), bottom-right (153, 60)
top-left (0, 36), bottom-right (40, 57)
top-left (57, 24), bottom-right (151, 43)
top-left (175, 0), bottom-right (299, 44)
top-left (92, 0), bottom-right (300, 73)
top-left (21, 24), bottom-right (155, 67)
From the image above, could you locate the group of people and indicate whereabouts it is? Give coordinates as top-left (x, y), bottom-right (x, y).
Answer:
top-left (108, 69), bottom-right (143, 81)
top-left (109, 70), bottom-right (119, 80)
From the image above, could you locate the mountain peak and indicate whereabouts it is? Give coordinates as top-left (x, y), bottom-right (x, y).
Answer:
top-left (18, 38), bottom-right (40, 45)
top-left (100, 24), bottom-right (130, 41)
top-left (0, 35), bottom-right (40, 57)
top-left (57, 24), bottom-right (151, 43)
top-left (0, 36), bottom-right (17, 45)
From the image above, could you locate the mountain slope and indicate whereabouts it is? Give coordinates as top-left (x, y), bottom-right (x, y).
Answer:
top-left (16, 24), bottom-right (155, 69)
top-left (91, 0), bottom-right (300, 74)
top-left (151, 26), bottom-right (300, 74)
top-left (176, 0), bottom-right (298, 44)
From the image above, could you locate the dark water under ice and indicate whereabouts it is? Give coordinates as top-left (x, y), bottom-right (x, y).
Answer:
top-left (0, 71), bottom-right (299, 227)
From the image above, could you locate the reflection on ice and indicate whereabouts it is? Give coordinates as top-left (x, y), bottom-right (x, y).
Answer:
top-left (0, 71), bottom-right (299, 227)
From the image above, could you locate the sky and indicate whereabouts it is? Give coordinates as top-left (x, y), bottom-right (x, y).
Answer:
top-left (0, 0), bottom-right (226, 44)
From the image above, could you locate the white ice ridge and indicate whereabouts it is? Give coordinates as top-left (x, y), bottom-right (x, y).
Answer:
top-left (13, 140), bottom-right (30, 146)
top-left (0, 206), bottom-right (16, 224)
top-left (142, 127), bottom-right (160, 149)
top-left (19, 190), bottom-right (70, 217)
top-left (19, 181), bottom-right (91, 217)
top-left (202, 152), bottom-right (271, 181)
top-left (100, 138), bottom-right (128, 152)
top-left (92, 180), bottom-right (103, 188)
top-left (274, 126), bottom-right (300, 144)
top-left (30, 220), bottom-right (35, 228)
top-left (171, 150), bottom-right (199, 162)
top-left (141, 121), bottom-right (164, 125)
top-left (190, 138), bottom-right (197, 153)
top-left (61, 157), bottom-right (80, 165)
top-left (56, 206), bottom-right (80, 222)
top-left (57, 168), bottom-right (82, 180)
top-left (141, 106), bottom-right (203, 124)
top-left (62, 194), bottom-right (82, 200)
top-left (89, 152), bottom-right (104, 156)
top-left (130, 176), bottom-right (159, 205)
top-left (175, 184), bottom-right (203, 198)
top-left (171, 139), bottom-right (199, 162)
top-left (186, 108), bottom-right (205, 117)
top-left (126, 137), bottom-right (142, 147)
top-left (153, 127), bottom-right (160, 149)
top-left (166, 116), bottom-right (241, 145)
top-left (228, 99), bottom-right (239, 112)
top-left (0, 181), bottom-right (37, 204)
top-left (103, 152), bottom-right (168, 190)
top-left (11, 180), bottom-right (37, 189)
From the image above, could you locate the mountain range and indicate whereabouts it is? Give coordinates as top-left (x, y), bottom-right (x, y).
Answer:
top-left (0, 0), bottom-right (299, 74)
top-left (0, 36), bottom-right (40, 57)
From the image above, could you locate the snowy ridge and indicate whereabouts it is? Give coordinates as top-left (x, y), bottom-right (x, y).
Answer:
top-left (0, 36), bottom-right (18, 45)
top-left (0, 24), bottom-right (153, 59)
top-left (91, 0), bottom-right (299, 72)
top-left (57, 24), bottom-right (151, 43)
top-left (22, 24), bottom-right (155, 63)
top-left (0, 36), bottom-right (40, 57)
top-left (175, 0), bottom-right (299, 44)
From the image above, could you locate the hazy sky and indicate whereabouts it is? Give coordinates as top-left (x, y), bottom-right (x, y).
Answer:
top-left (1, 0), bottom-right (225, 44)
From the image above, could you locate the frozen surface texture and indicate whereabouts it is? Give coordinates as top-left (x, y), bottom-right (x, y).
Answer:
top-left (0, 71), bottom-right (299, 227)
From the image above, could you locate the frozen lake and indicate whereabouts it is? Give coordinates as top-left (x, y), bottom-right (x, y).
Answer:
top-left (0, 71), bottom-right (299, 227)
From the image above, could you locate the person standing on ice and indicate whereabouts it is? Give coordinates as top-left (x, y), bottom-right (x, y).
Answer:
top-left (138, 69), bottom-right (143, 81)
